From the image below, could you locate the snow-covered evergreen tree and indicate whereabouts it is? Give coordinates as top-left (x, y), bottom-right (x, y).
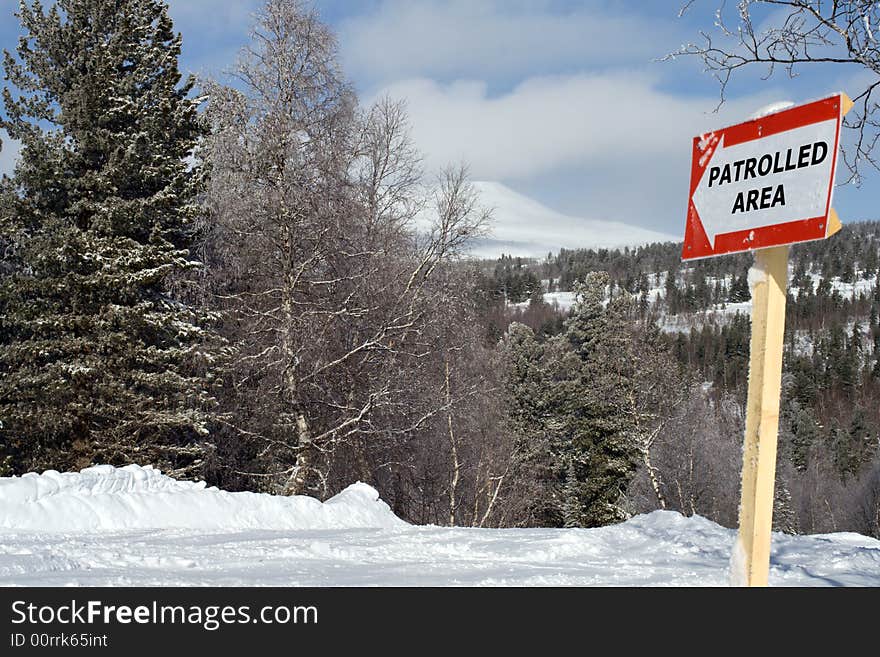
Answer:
top-left (501, 273), bottom-right (641, 528)
top-left (561, 457), bottom-right (588, 528)
top-left (500, 321), bottom-right (559, 526)
top-left (558, 272), bottom-right (640, 526)
top-left (0, 0), bottom-right (223, 475)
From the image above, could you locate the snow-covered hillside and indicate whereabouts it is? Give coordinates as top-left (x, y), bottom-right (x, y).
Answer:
top-left (658, 268), bottom-right (880, 334)
top-left (1, 465), bottom-right (877, 586)
top-left (468, 182), bottom-right (677, 259)
top-left (517, 267), bottom-right (880, 338)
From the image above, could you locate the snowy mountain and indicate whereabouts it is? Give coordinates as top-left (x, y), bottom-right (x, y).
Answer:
top-left (468, 181), bottom-right (677, 259)
top-left (1, 465), bottom-right (878, 586)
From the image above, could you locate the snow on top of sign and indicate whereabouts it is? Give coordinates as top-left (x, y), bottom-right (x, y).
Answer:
top-left (750, 101), bottom-right (795, 120)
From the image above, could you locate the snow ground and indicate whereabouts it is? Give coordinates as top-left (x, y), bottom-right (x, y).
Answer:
top-left (1, 466), bottom-right (878, 587)
top-left (659, 301), bottom-right (753, 333)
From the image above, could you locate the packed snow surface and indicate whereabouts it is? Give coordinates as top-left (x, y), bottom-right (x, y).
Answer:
top-left (1, 465), bottom-right (878, 587)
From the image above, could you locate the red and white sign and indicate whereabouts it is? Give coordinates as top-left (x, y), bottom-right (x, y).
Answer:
top-left (682, 93), bottom-right (849, 260)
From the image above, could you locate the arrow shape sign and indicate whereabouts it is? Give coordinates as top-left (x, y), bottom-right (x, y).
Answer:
top-left (682, 93), bottom-right (850, 260)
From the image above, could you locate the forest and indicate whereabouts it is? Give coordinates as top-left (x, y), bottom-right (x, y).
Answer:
top-left (1, 0), bottom-right (878, 539)
top-left (492, 222), bottom-right (880, 534)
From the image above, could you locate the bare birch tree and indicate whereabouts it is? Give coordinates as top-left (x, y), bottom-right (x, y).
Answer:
top-left (675, 0), bottom-right (880, 183)
top-left (202, 0), bottom-right (489, 497)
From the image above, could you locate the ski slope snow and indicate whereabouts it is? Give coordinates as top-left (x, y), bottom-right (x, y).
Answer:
top-left (1, 465), bottom-right (878, 587)
top-left (465, 182), bottom-right (677, 259)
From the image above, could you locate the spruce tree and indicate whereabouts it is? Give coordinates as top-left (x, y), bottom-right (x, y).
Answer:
top-left (787, 400), bottom-right (819, 472)
top-left (500, 322), bottom-right (560, 527)
top-left (0, 0), bottom-right (222, 475)
top-left (561, 458), bottom-right (587, 528)
top-left (555, 272), bottom-right (640, 526)
top-left (728, 272), bottom-right (751, 302)
top-left (844, 408), bottom-right (875, 477)
top-left (772, 472), bottom-right (798, 534)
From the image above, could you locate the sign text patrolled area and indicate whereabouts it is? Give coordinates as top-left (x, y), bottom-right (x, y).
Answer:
top-left (682, 93), bottom-right (849, 260)
top-left (708, 139), bottom-right (828, 213)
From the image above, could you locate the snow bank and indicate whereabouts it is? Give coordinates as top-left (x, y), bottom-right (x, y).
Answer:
top-left (2, 466), bottom-right (878, 586)
top-left (0, 465), bottom-right (404, 533)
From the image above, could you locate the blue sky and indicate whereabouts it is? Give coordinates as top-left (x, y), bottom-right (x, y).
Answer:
top-left (1, 0), bottom-right (876, 236)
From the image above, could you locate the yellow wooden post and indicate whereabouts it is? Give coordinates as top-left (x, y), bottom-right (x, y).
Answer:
top-left (737, 245), bottom-right (788, 586)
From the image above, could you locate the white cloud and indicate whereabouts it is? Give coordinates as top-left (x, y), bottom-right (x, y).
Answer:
top-left (376, 72), bottom-right (784, 182)
top-left (339, 0), bottom-right (684, 85)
